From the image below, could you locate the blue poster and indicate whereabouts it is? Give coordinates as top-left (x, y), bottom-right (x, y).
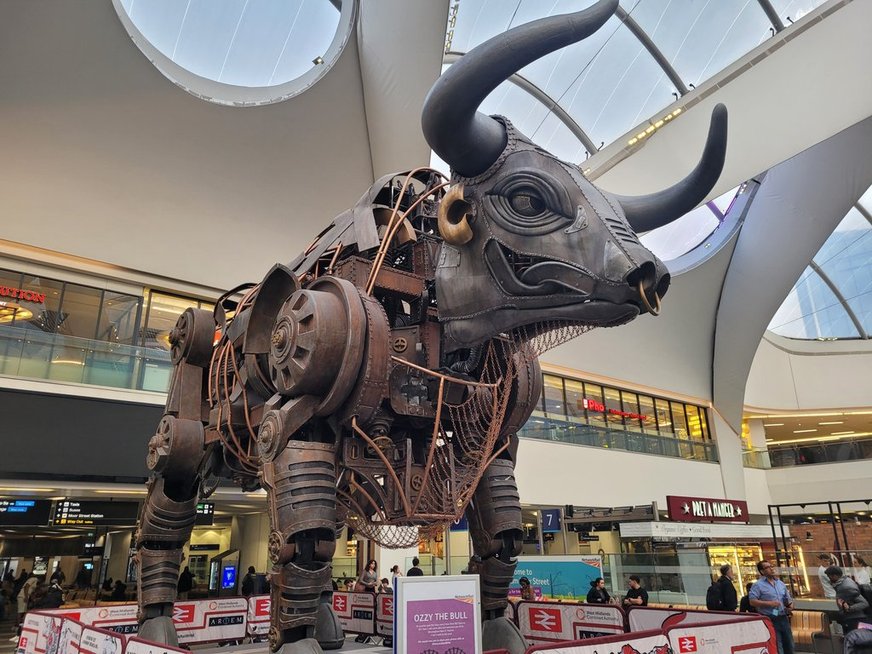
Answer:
top-left (511, 555), bottom-right (602, 600)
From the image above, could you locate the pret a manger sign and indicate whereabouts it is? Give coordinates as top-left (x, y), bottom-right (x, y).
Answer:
top-left (666, 495), bottom-right (749, 523)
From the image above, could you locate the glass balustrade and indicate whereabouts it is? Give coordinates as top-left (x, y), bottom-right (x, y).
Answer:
top-left (519, 417), bottom-right (719, 463)
top-left (768, 436), bottom-right (872, 467)
top-left (0, 325), bottom-right (172, 393)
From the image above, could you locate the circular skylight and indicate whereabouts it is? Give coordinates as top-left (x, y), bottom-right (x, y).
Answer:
top-left (113, 0), bottom-right (356, 106)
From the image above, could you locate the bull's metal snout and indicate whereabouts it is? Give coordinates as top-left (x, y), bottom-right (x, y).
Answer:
top-left (627, 262), bottom-right (670, 317)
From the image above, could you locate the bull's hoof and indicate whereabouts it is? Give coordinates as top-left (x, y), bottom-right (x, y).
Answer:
top-left (482, 616), bottom-right (526, 654)
top-left (313, 601), bottom-right (344, 650)
top-left (138, 616), bottom-right (179, 647)
top-left (275, 638), bottom-right (323, 654)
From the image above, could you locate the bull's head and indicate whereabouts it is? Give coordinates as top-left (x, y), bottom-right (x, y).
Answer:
top-left (422, 0), bottom-right (727, 350)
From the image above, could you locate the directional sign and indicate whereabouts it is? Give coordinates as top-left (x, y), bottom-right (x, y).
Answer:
top-left (0, 499), bottom-right (52, 526)
top-left (51, 500), bottom-right (139, 526)
top-left (540, 508), bottom-right (562, 533)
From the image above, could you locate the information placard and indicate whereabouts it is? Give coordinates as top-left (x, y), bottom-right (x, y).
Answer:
top-left (17, 612), bottom-right (63, 654)
top-left (666, 616), bottom-right (776, 654)
top-left (58, 618), bottom-right (83, 654)
top-left (395, 575), bottom-right (481, 654)
top-left (51, 604), bottom-right (139, 635)
top-left (78, 626), bottom-right (123, 654)
top-left (194, 502), bottom-right (215, 526)
top-left (125, 637), bottom-right (188, 654)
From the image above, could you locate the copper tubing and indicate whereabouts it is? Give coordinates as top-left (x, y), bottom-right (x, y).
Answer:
top-left (351, 417), bottom-right (413, 517)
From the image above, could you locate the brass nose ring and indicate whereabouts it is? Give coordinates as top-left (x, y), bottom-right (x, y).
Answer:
top-left (638, 283), bottom-right (661, 316)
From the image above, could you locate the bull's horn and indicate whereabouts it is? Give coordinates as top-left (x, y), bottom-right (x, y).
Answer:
top-left (615, 104), bottom-right (728, 234)
top-left (422, 0), bottom-right (618, 178)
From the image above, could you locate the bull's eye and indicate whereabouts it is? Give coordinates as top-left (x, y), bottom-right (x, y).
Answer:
top-left (509, 189), bottom-right (546, 217)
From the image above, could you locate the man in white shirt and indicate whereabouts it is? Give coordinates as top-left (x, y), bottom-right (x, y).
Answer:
top-left (818, 554), bottom-right (837, 599)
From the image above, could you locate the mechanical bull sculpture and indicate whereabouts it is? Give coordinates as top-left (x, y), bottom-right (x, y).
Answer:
top-left (134, 1), bottom-right (727, 652)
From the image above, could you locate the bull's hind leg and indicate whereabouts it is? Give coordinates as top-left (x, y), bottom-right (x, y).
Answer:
top-left (465, 451), bottom-right (527, 654)
top-left (261, 439), bottom-right (343, 654)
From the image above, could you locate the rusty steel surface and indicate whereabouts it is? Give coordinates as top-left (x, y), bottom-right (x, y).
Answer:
top-left (134, 2), bottom-right (728, 651)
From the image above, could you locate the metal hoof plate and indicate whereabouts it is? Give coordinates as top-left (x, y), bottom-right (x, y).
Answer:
top-left (138, 616), bottom-right (179, 647)
top-left (482, 616), bottom-right (527, 654)
top-left (275, 638), bottom-right (324, 654)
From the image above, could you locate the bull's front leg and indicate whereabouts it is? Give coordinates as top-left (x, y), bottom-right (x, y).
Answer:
top-left (261, 438), bottom-right (343, 654)
top-left (465, 444), bottom-right (527, 654)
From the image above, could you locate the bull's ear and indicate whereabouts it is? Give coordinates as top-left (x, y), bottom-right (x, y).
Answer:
top-left (615, 104), bottom-right (728, 233)
top-left (438, 185), bottom-right (475, 246)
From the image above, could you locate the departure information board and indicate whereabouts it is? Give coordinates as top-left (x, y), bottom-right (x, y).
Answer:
top-left (0, 499), bottom-right (52, 525)
top-left (51, 500), bottom-right (140, 526)
top-left (195, 502), bottom-right (215, 525)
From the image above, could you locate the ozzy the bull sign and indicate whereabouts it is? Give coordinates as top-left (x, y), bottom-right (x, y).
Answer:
top-left (666, 495), bottom-right (749, 523)
top-left (517, 601), bottom-right (625, 643)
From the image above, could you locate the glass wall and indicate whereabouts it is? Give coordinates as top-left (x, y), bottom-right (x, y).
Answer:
top-left (521, 373), bottom-right (717, 463)
top-left (0, 267), bottom-right (213, 393)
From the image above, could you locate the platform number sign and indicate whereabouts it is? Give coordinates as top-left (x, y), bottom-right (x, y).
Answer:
top-left (541, 508), bottom-right (562, 533)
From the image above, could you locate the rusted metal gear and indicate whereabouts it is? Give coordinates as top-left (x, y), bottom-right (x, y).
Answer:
top-left (169, 308), bottom-right (215, 366)
top-left (268, 276), bottom-right (366, 417)
top-left (146, 415), bottom-right (204, 476)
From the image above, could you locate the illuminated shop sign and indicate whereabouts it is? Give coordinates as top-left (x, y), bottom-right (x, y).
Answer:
top-left (0, 286), bottom-right (46, 303)
top-left (582, 397), bottom-right (650, 422)
top-left (666, 495), bottom-right (750, 524)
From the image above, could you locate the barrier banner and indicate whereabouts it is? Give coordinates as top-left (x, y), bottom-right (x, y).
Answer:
top-left (125, 637), bottom-right (187, 654)
top-left (331, 591), bottom-right (375, 635)
top-left (246, 595), bottom-right (271, 636)
top-left (518, 601), bottom-right (626, 644)
top-left (666, 616), bottom-right (776, 654)
top-left (78, 626), bottom-right (123, 654)
top-left (628, 607), bottom-right (754, 633)
top-left (58, 619), bottom-right (83, 654)
top-left (50, 604), bottom-right (138, 635)
top-left (17, 612), bottom-right (64, 654)
top-left (513, 556), bottom-right (602, 601)
top-left (171, 598), bottom-right (248, 643)
top-left (375, 592), bottom-right (393, 637)
top-left (527, 629), bottom-right (672, 654)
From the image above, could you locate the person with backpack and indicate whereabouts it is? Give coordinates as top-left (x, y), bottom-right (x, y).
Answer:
top-left (241, 566), bottom-right (257, 597)
top-left (826, 565), bottom-right (869, 634)
top-left (707, 564), bottom-right (738, 611)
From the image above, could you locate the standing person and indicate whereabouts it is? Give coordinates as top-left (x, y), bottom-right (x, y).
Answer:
top-left (75, 566), bottom-right (90, 590)
top-left (817, 553), bottom-right (837, 598)
top-left (358, 560), bottom-right (378, 592)
top-left (825, 565), bottom-right (869, 634)
top-left (49, 568), bottom-right (65, 587)
top-left (739, 582), bottom-right (756, 613)
top-left (110, 580), bottom-right (127, 601)
top-left (17, 573), bottom-right (37, 626)
top-left (241, 566), bottom-right (257, 598)
top-left (406, 557), bottom-right (424, 577)
top-left (853, 554), bottom-right (872, 586)
top-left (390, 564), bottom-right (402, 581)
top-left (586, 578), bottom-right (610, 604)
top-left (622, 575), bottom-right (648, 607)
top-left (177, 566), bottom-right (194, 600)
top-left (715, 564), bottom-right (739, 611)
top-left (519, 577), bottom-right (534, 601)
top-left (749, 560), bottom-right (795, 654)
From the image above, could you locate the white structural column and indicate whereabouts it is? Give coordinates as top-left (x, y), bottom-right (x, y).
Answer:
top-left (747, 419), bottom-right (768, 451)
top-left (710, 411), bottom-right (746, 500)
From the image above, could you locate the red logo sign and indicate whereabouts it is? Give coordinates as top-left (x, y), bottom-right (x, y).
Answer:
top-left (530, 607), bottom-right (562, 632)
top-left (254, 598), bottom-right (270, 617)
top-left (380, 596), bottom-right (393, 616)
top-left (678, 635), bottom-right (698, 653)
top-left (332, 595), bottom-right (347, 613)
top-left (172, 605), bottom-right (195, 624)
top-left (666, 495), bottom-right (749, 523)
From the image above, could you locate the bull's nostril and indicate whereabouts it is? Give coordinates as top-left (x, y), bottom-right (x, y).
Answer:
top-left (627, 262), bottom-right (663, 316)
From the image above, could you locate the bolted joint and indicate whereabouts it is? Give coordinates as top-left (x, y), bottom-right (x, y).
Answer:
top-left (144, 415), bottom-right (204, 478)
top-left (257, 410), bottom-right (286, 463)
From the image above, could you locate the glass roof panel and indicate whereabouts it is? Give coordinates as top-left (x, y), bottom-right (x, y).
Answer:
top-left (119, 0), bottom-right (340, 88)
top-left (768, 0), bottom-right (829, 23)
top-left (768, 271), bottom-right (860, 340)
top-left (768, 184), bottom-right (872, 340)
top-left (628, 0), bottom-right (771, 88)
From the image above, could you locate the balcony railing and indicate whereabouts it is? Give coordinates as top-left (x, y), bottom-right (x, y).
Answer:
top-left (0, 326), bottom-right (172, 393)
top-left (742, 447), bottom-right (772, 469)
top-left (519, 417), bottom-right (719, 463)
top-left (769, 436), bottom-right (872, 467)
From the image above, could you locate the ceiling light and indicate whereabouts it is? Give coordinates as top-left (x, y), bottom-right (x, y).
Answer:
top-left (819, 421), bottom-right (844, 425)
top-left (763, 423), bottom-right (784, 427)
top-left (793, 429), bottom-right (817, 433)
top-left (830, 431), bottom-right (856, 436)
top-left (95, 489), bottom-right (145, 495)
top-left (0, 487), bottom-right (55, 493)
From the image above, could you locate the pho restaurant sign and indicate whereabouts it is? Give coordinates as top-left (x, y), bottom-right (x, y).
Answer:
top-left (666, 495), bottom-right (749, 523)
